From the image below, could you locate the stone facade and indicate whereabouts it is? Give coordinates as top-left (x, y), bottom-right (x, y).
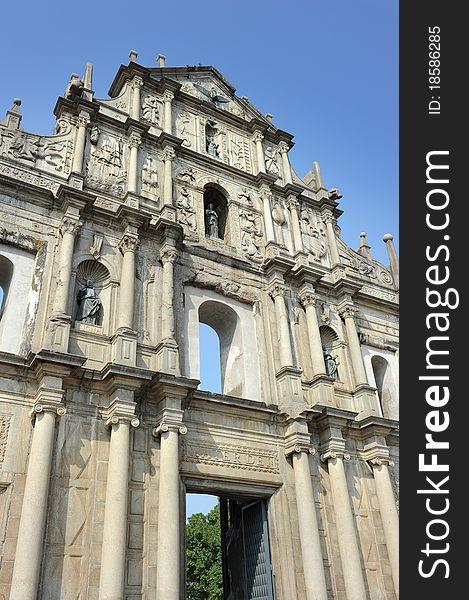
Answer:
top-left (0, 54), bottom-right (399, 599)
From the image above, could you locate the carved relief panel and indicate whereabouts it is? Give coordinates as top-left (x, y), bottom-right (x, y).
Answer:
top-left (85, 126), bottom-right (127, 197)
top-left (300, 205), bottom-right (327, 263)
top-left (0, 118), bottom-right (74, 177)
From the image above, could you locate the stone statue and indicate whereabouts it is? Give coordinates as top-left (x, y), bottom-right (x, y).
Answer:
top-left (64, 73), bottom-right (84, 100)
top-left (323, 347), bottom-right (339, 378)
top-left (205, 121), bottom-right (220, 157)
top-left (76, 280), bottom-right (102, 324)
top-left (205, 203), bottom-right (219, 238)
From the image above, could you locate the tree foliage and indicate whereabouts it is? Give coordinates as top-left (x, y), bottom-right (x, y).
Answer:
top-left (186, 503), bottom-right (223, 600)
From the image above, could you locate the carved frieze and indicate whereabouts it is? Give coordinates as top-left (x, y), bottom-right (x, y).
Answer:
top-left (182, 441), bottom-right (280, 474)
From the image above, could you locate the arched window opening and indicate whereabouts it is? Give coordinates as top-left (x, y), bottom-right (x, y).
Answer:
top-left (198, 300), bottom-right (243, 397)
top-left (0, 254), bottom-right (14, 321)
top-left (371, 355), bottom-right (397, 419)
top-left (198, 322), bottom-right (222, 393)
top-left (204, 187), bottom-right (228, 240)
top-left (319, 325), bottom-right (340, 379)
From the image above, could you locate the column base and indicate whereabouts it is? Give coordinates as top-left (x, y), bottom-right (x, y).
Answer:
top-left (353, 384), bottom-right (380, 415)
top-left (111, 329), bottom-right (138, 366)
top-left (275, 366), bottom-right (307, 417)
top-left (155, 339), bottom-right (180, 375)
top-left (124, 191), bottom-right (140, 210)
top-left (68, 173), bottom-right (84, 190)
top-left (47, 314), bottom-right (72, 353)
top-left (308, 375), bottom-right (337, 407)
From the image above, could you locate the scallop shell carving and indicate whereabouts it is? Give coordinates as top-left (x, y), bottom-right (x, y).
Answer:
top-left (319, 325), bottom-right (339, 349)
top-left (76, 260), bottom-right (110, 289)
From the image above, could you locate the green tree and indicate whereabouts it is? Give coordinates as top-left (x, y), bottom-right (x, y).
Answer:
top-left (186, 503), bottom-right (223, 600)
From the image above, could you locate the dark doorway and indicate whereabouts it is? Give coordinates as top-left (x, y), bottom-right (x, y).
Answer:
top-left (186, 493), bottom-right (275, 600)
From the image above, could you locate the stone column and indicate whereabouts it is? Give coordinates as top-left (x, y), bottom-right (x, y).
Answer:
top-left (339, 304), bottom-right (368, 386)
top-left (260, 185), bottom-right (275, 243)
top-left (71, 111), bottom-right (90, 175)
top-left (279, 141), bottom-right (292, 185)
top-left (53, 214), bottom-right (82, 316)
top-left (130, 76), bottom-right (143, 121)
top-left (99, 396), bottom-right (140, 600)
top-left (269, 283), bottom-right (294, 368)
top-left (299, 288), bottom-right (326, 376)
top-left (10, 380), bottom-right (66, 600)
top-left (321, 451), bottom-right (367, 600)
top-left (383, 233), bottom-right (399, 289)
top-left (116, 229), bottom-right (139, 331)
top-left (371, 458), bottom-right (399, 596)
top-left (163, 146), bottom-right (175, 206)
top-left (154, 418), bottom-right (187, 600)
top-left (127, 131), bottom-right (141, 194)
top-left (253, 130), bottom-right (266, 173)
top-left (286, 195), bottom-right (304, 254)
top-left (287, 439), bottom-right (328, 600)
top-left (160, 244), bottom-right (178, 341)
top-left (323, 211), bottom-right (341, 267)
top-left (163, 91), bottom-right (174, 134)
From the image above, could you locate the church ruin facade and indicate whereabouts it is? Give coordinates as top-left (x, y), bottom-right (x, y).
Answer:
top-left (0, 53), bottom-right (399, 599)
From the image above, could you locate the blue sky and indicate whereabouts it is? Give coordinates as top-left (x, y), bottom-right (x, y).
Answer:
top-left (1, 0), bottom-right (398, 516)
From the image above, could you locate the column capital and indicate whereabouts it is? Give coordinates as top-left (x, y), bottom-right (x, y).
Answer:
top-left (259, 183), bottom-right (271, 200)
top-left (285, 430), bottom-right (316, 457)
top-left (131, 75), bottom-right (144, 89)
top-left (268, 281), bottom-right (288, 300)
top-left (338, 302), bottom-right (357, 320)
top-left (320, 449), bottom-right (351, 462)
top-left (153, 406), bottom-right (186, 436)
top-left (160, 247), bottom-right (178, 264)
top-left (321, 209), bottom-right (335, 225)
top-left (286, 195), bottom-right (300, 210)
top-left (163, 90), bottom-right (175, 103)
top-left (77, 111), bottom-right (91, 128)
top-left (162, 146), bottom-right (176, 162)
top-left (253, 130), bottom-right (264, 143)
top-left (299, 289), bottom-right (318, 308)
top-left (278, 140), bottom-right (289, 155)
top-left (128, 131), bottom-right (141, 148)
top-left (370, 457), bottom-right (394, 467)
top-left (60, 215), bottom-right (82, 236)
top-left (29, 401), bottom-right (66, 420)
top-left (118, 231), bottom-right (139, 254)
top-left (104, 396), bottom-right (139, 428)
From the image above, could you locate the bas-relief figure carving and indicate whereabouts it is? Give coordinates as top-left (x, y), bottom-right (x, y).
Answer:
top-left (177, 186), bottom-right (197, 234)
top-left (141, 95), bottom-right (160, 125)
top-left (301, 207), bottom-right (327, 262)
top-left (76, 280), bottom-right (101, 324)
top-left (0, 58), bottom-right (398, 600)
top-left (141, 155), bottom-right (159, 197)
top-left (240, 210), bottom-right (263, 262)
top-left (86, 135), bottom-right (126, 195)
top-left (265, 145), bottom-right (280, 176)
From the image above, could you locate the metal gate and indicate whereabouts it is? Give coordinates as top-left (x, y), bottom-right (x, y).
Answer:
top-left (242, 500), bottom-right (275, 600)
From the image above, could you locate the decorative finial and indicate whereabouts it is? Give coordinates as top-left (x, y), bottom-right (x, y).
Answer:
top-left (157, 54), bottom-right (166, 67)
top-left (129, 50), bottom-right (138, 63)
top-left (358, 232), bottom-right (372, 259)
top-left (13, 98), bottom-right (21, 107)
top-left (265, 113), bottom-right (273, 123)
top-left (383, 233), bottom-right (399, 289)
top-left (3, 98), bottom-right (23, 130)
top-left (313, 161), bottom-right (325, 190)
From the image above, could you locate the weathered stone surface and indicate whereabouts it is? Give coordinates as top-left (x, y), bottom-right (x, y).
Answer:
top-left (0, 56), bottom-right (398, 599)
